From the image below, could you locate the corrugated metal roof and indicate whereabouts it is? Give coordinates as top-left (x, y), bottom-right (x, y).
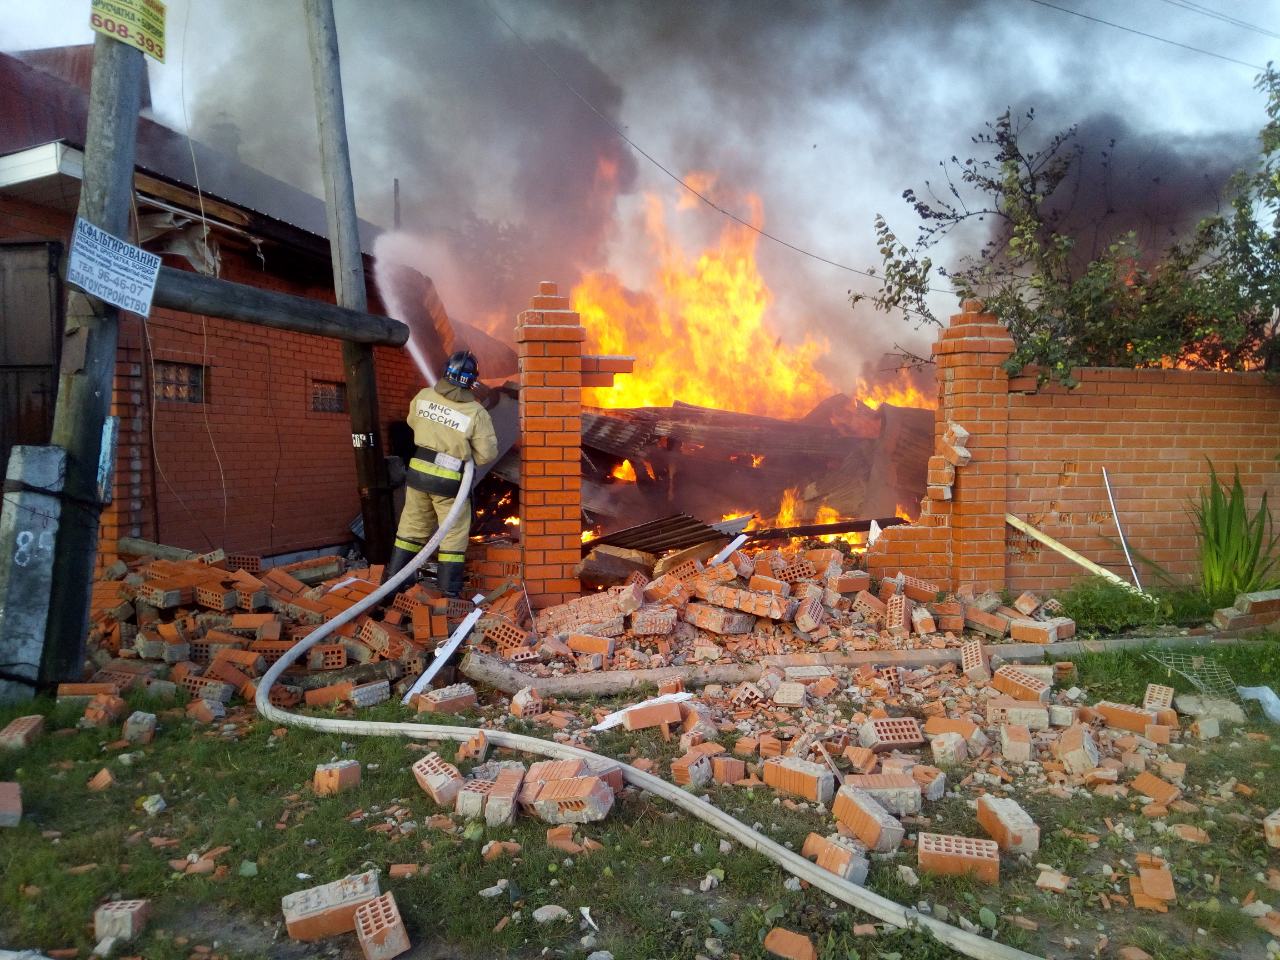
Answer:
top-left (585, 514), bottom-right (729, 555)
top-left (581, 410), bottom-right (655, 459)
top-left (0, 49), bottom-right (379, 252)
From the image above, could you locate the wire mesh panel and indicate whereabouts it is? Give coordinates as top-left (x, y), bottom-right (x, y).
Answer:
top-left (1145, 650), bottom-right (1240, 702)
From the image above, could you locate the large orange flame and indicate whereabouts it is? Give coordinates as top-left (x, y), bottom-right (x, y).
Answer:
top-left (572, 187), bottom-right (833, 417)
top-left (855, 370), bottom-right (934, 410)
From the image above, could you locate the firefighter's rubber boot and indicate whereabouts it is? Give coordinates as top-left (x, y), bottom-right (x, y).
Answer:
top-left (437, 561), bottom-right (465, 599)
top-left (380, 546), bottom-right (417, 586)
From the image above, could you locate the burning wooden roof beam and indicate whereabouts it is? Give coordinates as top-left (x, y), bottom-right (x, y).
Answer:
top-left (744, 516), bottom-right (908, 542)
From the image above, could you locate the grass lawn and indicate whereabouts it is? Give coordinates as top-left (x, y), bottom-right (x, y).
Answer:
top-left (2, 637), bottom-right (1278, 960)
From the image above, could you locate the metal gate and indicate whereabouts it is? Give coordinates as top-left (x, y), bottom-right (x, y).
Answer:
top-left (0, 242), bottom-right (62, 475)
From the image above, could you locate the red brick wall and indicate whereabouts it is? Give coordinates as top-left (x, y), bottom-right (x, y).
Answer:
top-left (869, 301), bottom-right (1280, 596)
top-left (516, 281), bottom-right (584, 608)
top-left (1005, 368), bottom-right (1280, 593)
top-left (1, 193), bottom-right (426, 560)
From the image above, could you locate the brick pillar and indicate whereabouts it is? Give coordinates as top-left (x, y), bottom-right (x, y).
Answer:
top-left (516, 281), bottom-right (583, 608)
top-left (936, 300), bottom-right (1014, 592)
top-left (98, 316), bottom-right (148, 568)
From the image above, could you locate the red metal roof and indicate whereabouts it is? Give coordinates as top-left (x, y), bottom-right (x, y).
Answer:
top-left (0, 48), bottom-right (377, 251)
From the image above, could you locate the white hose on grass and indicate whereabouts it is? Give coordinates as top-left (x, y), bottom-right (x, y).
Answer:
top-left (254, 459), bottom-right (1043, 960)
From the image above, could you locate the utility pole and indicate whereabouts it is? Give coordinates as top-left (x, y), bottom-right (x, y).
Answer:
top-left (41, 34), bottom-right (145, 684)
top-left (304, 0), bottom-right (394, 563)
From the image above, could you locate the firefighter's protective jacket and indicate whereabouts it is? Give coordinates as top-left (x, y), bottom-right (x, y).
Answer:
top-left (404, 380), bottom-right (497, 496)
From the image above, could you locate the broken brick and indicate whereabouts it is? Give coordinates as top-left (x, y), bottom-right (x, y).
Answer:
top-left (832, 785), bottom-right (904, 852)
top-left (976, 794), bottom-right (1039, 854)
top-left (0, 715), bottom-right (45, 750)
top-left (281, 871), bottom-right (380, 941)
top-left (917, 832), bottom-right (999, 885)
top-left (314, 759), bottom-right (361, 796)
top-left (763, 927), bottom-right (817, 960)
top-left (354, 891), bottom-right (410, 960)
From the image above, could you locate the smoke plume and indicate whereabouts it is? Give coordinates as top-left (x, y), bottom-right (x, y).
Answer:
top-left (180, 0), bottom-right (1269, 393)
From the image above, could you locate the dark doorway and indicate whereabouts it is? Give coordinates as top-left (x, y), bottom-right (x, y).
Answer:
top-left (0, 242), bottom-right (63, 474)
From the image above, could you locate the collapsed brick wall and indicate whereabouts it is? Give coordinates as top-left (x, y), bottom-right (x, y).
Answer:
top-left (869, 299), bottom-right (1280, 595)
top-left (1005, 368), bottom-right (1280, 593)
top-left (867, 300), bottom-right (1013, 592)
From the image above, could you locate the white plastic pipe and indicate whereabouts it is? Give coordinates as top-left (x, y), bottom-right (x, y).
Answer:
top-left (254, 459), bottom-right (1044, 960)
top-left (399, 604), bottom-right (485, 705)
top-left (710, 533), bottom-right (748, 566)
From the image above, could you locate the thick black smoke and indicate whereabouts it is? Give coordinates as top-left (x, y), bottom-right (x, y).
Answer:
top-left (188, 0), bottom-right (637, 332)
top-left (183, 0), bottom-right (1268, 385)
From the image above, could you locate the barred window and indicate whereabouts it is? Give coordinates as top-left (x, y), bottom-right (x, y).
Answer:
top-left (311, 379), bottom-right (347, 413)
top-left (154, 361), bottom-right (206, 403)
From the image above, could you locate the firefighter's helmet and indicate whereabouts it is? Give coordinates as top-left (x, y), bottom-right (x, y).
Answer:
top-left (444, 350), bottom-right (479, 389)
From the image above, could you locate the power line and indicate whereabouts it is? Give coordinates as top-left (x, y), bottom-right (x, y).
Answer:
top-left (1150, 0), bottom-right (1280, 41)
top-left (1022, 0), bottom-right (1266, 70)
top-left (478, 0), bottom-right (930, 293)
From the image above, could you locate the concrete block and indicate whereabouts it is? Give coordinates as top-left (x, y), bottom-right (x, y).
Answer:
top-left (0, 446), bottom-right (64, 702)
top-left (122, 711), bottom-right (157, 745)
top-left (930, 732), bottom-right (967, 766)
top-left (1000, 724), bottom-right (1032, 762)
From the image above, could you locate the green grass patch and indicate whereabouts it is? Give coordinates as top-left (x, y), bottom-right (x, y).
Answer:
top-left (4, 638), bottom-right (1280, 959)
top-left (1058, 578), bottom-right (1214, 634)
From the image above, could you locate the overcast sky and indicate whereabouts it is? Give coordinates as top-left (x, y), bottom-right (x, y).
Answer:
top-left (3, 0), bottom-right (1277, 386)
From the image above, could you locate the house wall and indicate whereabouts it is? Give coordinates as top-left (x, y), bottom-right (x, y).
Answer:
top-left (0, 192), bottom-right (426, 561)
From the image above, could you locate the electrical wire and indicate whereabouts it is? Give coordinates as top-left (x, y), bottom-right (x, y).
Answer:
top-left (1020, 0), bottom-right (1266, 70)
top-left (1149, 0), bottom-right (1280, 40)
top-left (178, 0), bottom-right (230, 545)
top-left (478, 0), bottom-right (949, 301)
top-left (130, 193), bottom-right (217, 549)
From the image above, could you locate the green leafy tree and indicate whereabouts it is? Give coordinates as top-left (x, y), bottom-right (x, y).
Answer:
top-left (855, 68), bottom-right (1280, 384)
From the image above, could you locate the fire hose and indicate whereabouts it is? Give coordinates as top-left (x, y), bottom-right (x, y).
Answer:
top-left (254, 459), bottom-right (1043, 960)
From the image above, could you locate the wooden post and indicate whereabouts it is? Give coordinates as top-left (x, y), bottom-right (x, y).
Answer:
top-left (41, 34), bottom-right (145, 684)
top-left (151, 266), bottom-right (408, 346)
top-left (304, 0), bottom-right (394, 562)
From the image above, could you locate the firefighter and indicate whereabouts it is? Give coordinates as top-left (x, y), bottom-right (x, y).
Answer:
top-left (382, 350), bottom-right (497, 597)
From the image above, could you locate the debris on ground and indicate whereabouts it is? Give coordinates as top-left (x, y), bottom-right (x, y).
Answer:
top-left (8, 537), bottom-right (1280, 958)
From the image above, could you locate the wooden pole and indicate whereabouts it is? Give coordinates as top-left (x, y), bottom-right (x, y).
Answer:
top-left (304, 0), bottom-right (394, 562)
top-left (152, 266), bottom-right (408, 346)
top-left (1004, 512), bottom-right (1149, 596)
top-left (41, 34), bottom-right (146, 684)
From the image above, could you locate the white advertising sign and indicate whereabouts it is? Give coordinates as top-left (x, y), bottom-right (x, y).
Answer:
top-left (66, 217), bottom-right (161, 316)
